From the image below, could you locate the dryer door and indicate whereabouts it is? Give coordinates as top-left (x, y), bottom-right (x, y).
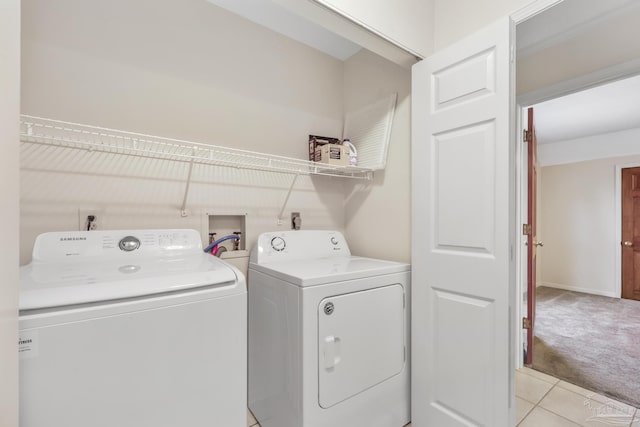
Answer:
top-left (318, 284), bottom-right (405, 408)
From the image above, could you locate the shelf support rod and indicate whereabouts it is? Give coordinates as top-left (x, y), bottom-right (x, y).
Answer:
top-left (277, 173), bottom-right (300, 225)
top-left (180, 151), bottom-right (196, 217)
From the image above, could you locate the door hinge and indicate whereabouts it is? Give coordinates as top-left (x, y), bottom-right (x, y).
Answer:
top-left (523, 129), bottom-right (531, 142)
top-left (523, 224), bottom-right (532, 235)
top-left (523, 317), bottom-right (532, 329)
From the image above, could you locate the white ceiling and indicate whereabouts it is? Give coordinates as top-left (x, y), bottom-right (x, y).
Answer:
top-left (533, 74), bottom-right (640, 144)
top-left (204, 0), bottom-right (361, 60)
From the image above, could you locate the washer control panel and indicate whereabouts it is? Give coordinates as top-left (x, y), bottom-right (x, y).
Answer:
top-left (251, 230), bottom-right (350, 264)
top-left (32, 229), bottom-right (203, 261)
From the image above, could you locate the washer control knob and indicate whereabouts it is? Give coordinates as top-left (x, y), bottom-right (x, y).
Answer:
top-left (330, 236), bottom-right (339, 245)
top-left (119, 236), bottom-right (141, 252)
top-left (271, 236), bottom-right (286, 252)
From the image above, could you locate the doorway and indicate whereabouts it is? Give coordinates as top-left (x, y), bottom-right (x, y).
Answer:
top-left (517, 69), bottom-right (640, 408)
top-left (515, 0), bottom-right (640, 363)
top-left (514, 0), bottom-right (640, 410)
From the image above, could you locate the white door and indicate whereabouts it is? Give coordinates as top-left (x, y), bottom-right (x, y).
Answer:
top-left (411, 17), bottom-right (515, 427)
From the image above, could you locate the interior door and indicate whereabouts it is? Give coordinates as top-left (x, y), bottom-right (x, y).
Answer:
top-left (411, 17), bottom-right (515, 427)
top-left (525, 107), bottom-right (538, 365)
top-left (622, 167), bottom-right (640, 301)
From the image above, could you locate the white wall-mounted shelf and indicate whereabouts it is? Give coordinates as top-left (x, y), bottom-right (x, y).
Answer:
top-left (19, 115), bottom-right (374, 180)
top-left (20, 115), bottom-right (374, 218)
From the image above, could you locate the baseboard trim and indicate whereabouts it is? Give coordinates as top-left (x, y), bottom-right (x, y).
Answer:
top-left (539, 282), bottom-right (618, 298)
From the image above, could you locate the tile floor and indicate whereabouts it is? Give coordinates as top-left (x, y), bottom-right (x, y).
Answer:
top-left (515, 367), bottom-right (639, 426)
top-left (246, 367), bottom-right (640, 426)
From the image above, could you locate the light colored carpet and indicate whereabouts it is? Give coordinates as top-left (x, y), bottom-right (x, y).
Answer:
top-left (532, 286), bottom-right (640, 408)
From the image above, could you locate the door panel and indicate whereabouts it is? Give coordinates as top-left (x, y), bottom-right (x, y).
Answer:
top-left (412, 16), bottom-right (514, 427)
top-left (525, 107), bottom-right (538, 364)
top-left (435, 121), bottom-right (496, 253)
top-left (431, 291), bottom-right (495, 424)
top-left (622, 167), bottom-right (640, 300)
top-left (318, 284), bottom-right (405, 408)
top-left (433, 48), bottom-right (496, 109)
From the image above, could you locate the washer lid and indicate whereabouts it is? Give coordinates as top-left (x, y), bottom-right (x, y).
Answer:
top-left (20, 254), bottom-right (240, 311)
top-left (249, 256), bottom-right (409, 287)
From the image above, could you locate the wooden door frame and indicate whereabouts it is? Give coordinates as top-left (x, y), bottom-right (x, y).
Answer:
top-left (615, 162), bottom-right (640, 297)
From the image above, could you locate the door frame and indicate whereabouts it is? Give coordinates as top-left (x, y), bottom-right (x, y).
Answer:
top-left (615, 162), bottom-right (640, 298)
top-left (512, 1), bottom-right (640, 369)
top-left (510, 0), bottom-right (567, 370)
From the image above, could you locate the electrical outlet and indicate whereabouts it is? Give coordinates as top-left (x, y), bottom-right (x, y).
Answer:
top-left (78, 208), bottom-right (103, 231)
top-left (291, 212), bottom-right (301, 230)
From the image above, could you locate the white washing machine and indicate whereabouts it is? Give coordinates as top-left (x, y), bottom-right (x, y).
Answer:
top-left (248, 230), bottom-right (410, 427)
top-left (19, 229), bottom-right (247, 427)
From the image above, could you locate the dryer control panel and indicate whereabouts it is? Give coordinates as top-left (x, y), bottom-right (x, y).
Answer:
top-left (251, 230), bottom-right (351, 264)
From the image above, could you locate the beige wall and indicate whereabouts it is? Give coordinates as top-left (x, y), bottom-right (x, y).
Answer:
top-left (342, 50), bottom-right (411, 263)
top-left (20, 0), bottom-right (350, 264)
top-left (22, 0), bottom-right (344, 157)
top-left (535, 160), bottom-right (543, 286)
top-left (539, 154), bottom-right (640, 296)
top-left (0, 0), bottom-right (20, 425)
top-left (433, 0), bottom-right (533, 50)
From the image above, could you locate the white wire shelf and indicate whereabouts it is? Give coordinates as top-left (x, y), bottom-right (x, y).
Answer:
top-left (19, 115), bottom-right (374, 179)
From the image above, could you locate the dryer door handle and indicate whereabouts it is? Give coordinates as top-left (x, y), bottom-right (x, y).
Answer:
top-left (323, 335), bottom-right (341, 370)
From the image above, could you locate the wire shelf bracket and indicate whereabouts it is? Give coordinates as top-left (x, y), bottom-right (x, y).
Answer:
top-left (180, 149), bottom-right (196, 217)
top-left (277, 173), bottom-right (300, 226)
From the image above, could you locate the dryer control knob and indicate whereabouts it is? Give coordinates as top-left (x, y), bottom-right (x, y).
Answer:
top-left (271, 236), bottom-right (286, 252)
top-left (330, 237), bottom-right (339, 245)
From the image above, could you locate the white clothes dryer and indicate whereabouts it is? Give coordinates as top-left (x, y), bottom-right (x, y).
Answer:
top-left (19, 229), bottom-right (247, 427)
top-left (248, 230), bottom-right (410, 427)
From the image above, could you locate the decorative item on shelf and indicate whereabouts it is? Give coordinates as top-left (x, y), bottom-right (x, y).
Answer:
top-left (342, 138), bottom-right (358, 167)
top-left (308, 135), bottom-right (340, 162)
top-left (315, 143), bottom-right (348, 166)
